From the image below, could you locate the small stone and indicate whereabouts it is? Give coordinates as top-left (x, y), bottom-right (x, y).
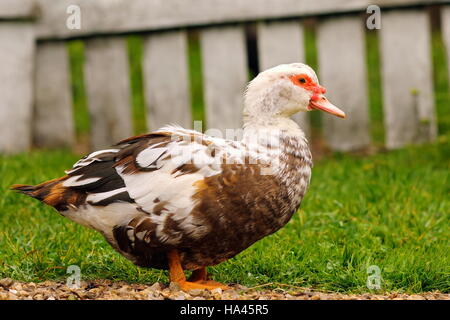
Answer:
top-left (33, 294), bottom-right (44, 300)
top-left (223, 289), bottom-right (239, 299)
top-left (88, 288), bottom-right (101, 295)
top-left (12, 283), bottom-right (23, 291)
top-left (188, 289), bottom-right (203, 296)
top-left (8, 293), bottom-right (18, 300)
top-left (408, 295), bottom-right (426, 300)
top-left (311, 295), bottom-right (320, 300)
top-left (211, 288), bottom-right (222, 295)
top-left (171, 293), bottom-right (186, 300)
top-left (234, 284), bottom-right (247, 290)
top-left (18, 290), bottom-right (29, 297)
top-left (118, 285), bottom-right (131, 292)
top-left (0, 278), bottom-right (14, 288)
top-left (47, 296), bottom-right (56, 300)
top-left (211, 288), bottom-right (223, 300)
top-left (169, 282), bottom-right (181, 292)
top-left (151, 293), bottom-right (165, 300)
top-left (148, 282), bottom-right (162, 292)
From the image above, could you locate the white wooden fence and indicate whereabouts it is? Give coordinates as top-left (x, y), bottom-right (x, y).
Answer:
top-left (0, 0), bottom-right (449, 153)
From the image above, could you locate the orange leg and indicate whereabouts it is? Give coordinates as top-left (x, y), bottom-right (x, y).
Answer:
top-left (167, 249), bottom-right (229, 291)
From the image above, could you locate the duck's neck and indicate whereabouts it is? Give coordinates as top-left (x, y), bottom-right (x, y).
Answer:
top-left (242, 114), bottom-right (312, 174)
top-left (242, 115), bottom-right (306, 143)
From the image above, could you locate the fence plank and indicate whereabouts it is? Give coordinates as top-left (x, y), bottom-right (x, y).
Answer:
top-left (34, 42), bottom-right (74, 148)
top-left (35, 0), bottom-right (450, 40)
top-left (380, 10), bottom-right (436, 149)
top-left (0, 23), bottom-right (35, 153)
top-left (442, 6), bottom-right (450, 88)
top-left (317, 16), bottom-right (370, 151)
top-left (257, 20), bottom-right (310, 138)
top-left (200, 26), bottom-right (248, 133)
top-left (84, 37), bottom-right (132, 150)
top-left (143, 31), bottom-right (191, 131)
top-left (0, 0), bottom-right (37, 19)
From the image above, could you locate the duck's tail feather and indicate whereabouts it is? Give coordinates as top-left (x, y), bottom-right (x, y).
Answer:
top-left (11, 184), bottom-right (37, 193)
top-left (11, 183), bottom-right (50, 201)
top-left (11, 177), bottom-right (84, 211)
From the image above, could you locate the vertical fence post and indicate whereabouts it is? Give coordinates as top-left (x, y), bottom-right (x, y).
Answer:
top-left (380, 10), bottom-right (436, 149)
top-left (84, 37), bottom-right (133, 150)
top-left (34, 41), bottom-right (75, 148)
top-left (143, 31), bottom-right (191, 131)
top-left (317, 16), bottom-right (370, 151)
top-left (257, 20), bottom-right (310, 138)
top-left (0, 21), bottom-right (35, 153)
top-left (200, 26), bottom-right (248, 133)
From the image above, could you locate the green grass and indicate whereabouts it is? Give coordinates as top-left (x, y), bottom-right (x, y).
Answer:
top-left (1, 136), bottom-right (448, 293)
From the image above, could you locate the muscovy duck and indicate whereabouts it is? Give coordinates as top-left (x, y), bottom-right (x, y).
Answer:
top-left (12, 63), bottom-right (345, 291)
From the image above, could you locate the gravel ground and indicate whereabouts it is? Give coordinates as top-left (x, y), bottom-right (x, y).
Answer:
top-left (0, 278), bottom-right (448, 300)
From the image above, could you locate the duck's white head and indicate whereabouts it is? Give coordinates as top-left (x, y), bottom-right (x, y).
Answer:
top-left (243, 63), bottom-right (345, 125)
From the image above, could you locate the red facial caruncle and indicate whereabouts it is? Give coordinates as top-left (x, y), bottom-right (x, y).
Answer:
top-left (288, 73), bottom-right (346, 118)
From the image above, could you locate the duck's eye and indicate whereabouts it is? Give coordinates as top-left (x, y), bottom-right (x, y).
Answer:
top-left (298, 77), bottom-right (306, 84)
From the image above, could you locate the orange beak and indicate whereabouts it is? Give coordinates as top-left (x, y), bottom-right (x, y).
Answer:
top-left (308, 85), bottom-right (346, 118)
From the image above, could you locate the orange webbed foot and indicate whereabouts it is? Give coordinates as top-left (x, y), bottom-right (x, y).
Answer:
top-left (177, 280), bottom-right (230, 291)
top-left (167, 251), bottom-right (229, 292)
